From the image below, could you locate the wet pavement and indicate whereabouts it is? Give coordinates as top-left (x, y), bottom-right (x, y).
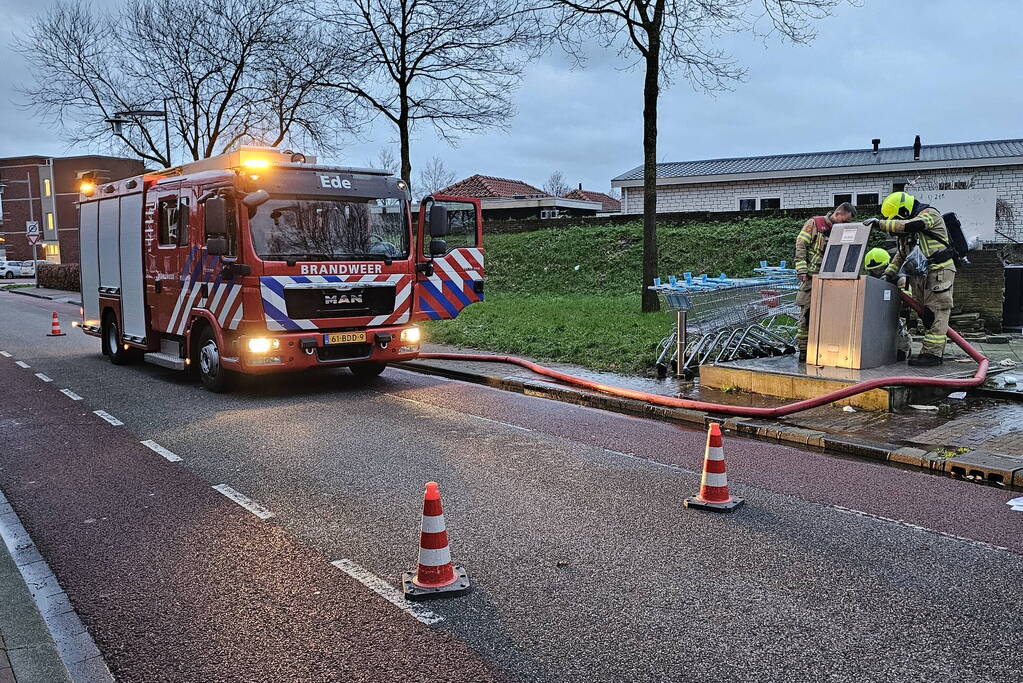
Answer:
top-left (414, 341), bottom-right (1023, 461)
top-left (3, 290), bottom-right (1023, 681)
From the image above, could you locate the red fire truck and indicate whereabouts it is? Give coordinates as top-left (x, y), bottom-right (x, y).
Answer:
top-left (77, 147), bottom-right (484, 391)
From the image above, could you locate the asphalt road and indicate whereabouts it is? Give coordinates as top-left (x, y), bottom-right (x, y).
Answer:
top-left (2, 289), bottom-right (1023, 682)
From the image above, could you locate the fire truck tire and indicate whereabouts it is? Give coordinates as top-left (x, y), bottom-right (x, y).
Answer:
top-left (195, 327), bottom-right (235, 393)
top-left (349, 362), bottom-right (387, 380)
top-left (103, 312), bottom-right (139, 365)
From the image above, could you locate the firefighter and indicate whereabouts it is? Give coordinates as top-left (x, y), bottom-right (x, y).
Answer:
top-left (863, 247), bottom-right (891, 278)
top-left (864, 191), bottom-right (955, 366)
top-left (794, 201), bottom-right (856, 361)
top-left (863, 247), bottom-right (912, 360)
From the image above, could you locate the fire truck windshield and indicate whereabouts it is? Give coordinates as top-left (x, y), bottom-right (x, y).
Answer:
top-left (248, 197), bottom-right (408, 261)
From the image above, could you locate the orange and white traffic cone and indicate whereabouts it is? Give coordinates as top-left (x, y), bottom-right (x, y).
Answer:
top-left (402, 481), bottom-right (470, 600)
top-left (684, 423), bottom-right (744, 512)
top-left (47, 311), bottom-right (66, 337)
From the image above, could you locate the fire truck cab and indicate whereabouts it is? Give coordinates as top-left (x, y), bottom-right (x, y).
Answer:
top-left (77, 147), bottom-right (484, 391)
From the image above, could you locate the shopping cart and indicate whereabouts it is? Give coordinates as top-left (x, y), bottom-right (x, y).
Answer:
top-left (650, 262), bottom-right (801, 378)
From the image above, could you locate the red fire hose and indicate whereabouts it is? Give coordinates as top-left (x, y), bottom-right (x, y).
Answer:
top-left (419, 293), bottom-right (989, 418)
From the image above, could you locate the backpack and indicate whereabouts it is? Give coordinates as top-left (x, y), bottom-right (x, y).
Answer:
top-left (923, 212), bottom-right (971, 267)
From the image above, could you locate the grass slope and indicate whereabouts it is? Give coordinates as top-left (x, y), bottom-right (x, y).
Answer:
top-left (423, 217), bottom-right (799, 374)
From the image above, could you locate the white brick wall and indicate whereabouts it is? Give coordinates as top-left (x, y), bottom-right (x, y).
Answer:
top-left (621, 165), bottom-right (1023, 225)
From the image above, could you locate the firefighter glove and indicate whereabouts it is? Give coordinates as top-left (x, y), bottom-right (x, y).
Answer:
top-left (863, 218), bottom-right (880, 229)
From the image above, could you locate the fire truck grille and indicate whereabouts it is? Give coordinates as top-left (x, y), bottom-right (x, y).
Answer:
top-left (317, 344), bottom-right (373, 362)
top-left (284, 286), bottom-right (396, 320)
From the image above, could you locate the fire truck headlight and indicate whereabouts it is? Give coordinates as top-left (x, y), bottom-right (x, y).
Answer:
top-left (247, 337), bottom-right (279, 353)
top-left (400, 327), bottom-right (421, 345)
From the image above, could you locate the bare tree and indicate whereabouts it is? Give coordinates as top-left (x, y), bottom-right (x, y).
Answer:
top-left (552, 0), bottom-right (849, 311)
top-left (543, 170), bottom-right (571, 197)
top-left (309, 0), bottom-right (546, 185)
top-left (416, 156), bottom-right (458, 198)
top-left (368, 148), bottom-right (400, 174)
top-left (16, 0), bottom-right (358, 168)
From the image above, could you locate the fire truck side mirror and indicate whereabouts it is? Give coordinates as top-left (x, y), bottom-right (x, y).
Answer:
top-left (206, 237), bottom-right (229, 256)
top-left (429, 239), bottom-right (447, 257)
top-left (429, 203), bottom-right (449, 237)
top-left (204, 196), bottom-right (227, 237)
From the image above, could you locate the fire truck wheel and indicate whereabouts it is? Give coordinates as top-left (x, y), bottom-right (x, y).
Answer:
top-left (196, 328), bottom-right (234, 393)
top-left (103, 312), bottom-right (139, 365)
top-left (349, 362), bottom-right (387, 380)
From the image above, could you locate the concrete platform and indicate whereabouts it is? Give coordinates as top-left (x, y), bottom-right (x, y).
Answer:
top-left (700, 355), bottom-right (978, 411)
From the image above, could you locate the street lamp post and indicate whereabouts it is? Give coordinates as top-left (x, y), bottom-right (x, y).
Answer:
top-left (106, 99), bottom-right (172, 168)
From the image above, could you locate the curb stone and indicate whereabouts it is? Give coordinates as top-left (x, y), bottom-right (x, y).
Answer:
top-left (398, 360), bottom-right (1023, 491)
top-left (6, 288), bottom-right (83, 306)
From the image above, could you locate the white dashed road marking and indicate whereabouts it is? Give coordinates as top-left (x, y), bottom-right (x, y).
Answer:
top-left (15, 361), bottom-right (30, 368)
top-left (212, 484), bottom-right (275, 520)
top-left (141, 439), bottom-right (183, 462)
top-left (93, 410), bottom-right (124, 426)
top-left (331, 559), bottom-right (443, 625)
top-left (0, 351), bottom-right (11, 357)
top-left (34, 373), bottom-right (53, 383)
top-left (60, 389), bottom-right (83, 401)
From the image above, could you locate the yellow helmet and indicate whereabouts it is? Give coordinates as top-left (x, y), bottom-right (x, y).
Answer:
top-left (881, 191), bottom-right (916, 219)
top-left (864, 247), bottom-right (890, 271)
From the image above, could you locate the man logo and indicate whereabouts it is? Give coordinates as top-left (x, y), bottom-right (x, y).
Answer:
top-left (324, 293), bottom-right (363, 305)
top-left (319, 174), bottom-right (353, 190)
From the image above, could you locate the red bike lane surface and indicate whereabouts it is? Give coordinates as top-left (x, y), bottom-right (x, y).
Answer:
top-left (381, 373), bottom-right (1023, 554)
top-left (0, 363), bottom-right (500, 682)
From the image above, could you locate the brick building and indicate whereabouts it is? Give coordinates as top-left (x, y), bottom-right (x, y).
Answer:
top-left (0, 154), bottom-right (145, 264)
top-left (611, 137), bottom-right (1023, 242)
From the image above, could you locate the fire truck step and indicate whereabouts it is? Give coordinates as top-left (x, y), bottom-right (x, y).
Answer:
top-left (144, 352), bottom-right (186, 371)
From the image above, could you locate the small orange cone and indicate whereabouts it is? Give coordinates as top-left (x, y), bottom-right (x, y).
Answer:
top-left (47, 311), bottom-right (66, 337)
top-left (684, 423), bottom-right (744, 512)
top-left (402, 482), bottom-right (470, 600)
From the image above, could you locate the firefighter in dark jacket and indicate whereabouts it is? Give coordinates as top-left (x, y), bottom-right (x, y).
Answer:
top-left (794, 202), bottom-right (856, 361)
top-left (865, 191), bottom-right (955, 366)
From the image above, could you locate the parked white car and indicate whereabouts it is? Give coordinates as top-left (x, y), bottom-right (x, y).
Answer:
top-left (0, 260), bottom-right (22, 279)
top-left (19, 260), bottom-right (47, 277)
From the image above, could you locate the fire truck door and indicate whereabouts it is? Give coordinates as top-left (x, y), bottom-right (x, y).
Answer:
top-left (151, 189), bottom-right (194, 334)
top-left (415, 197), bottom-right (484, 320)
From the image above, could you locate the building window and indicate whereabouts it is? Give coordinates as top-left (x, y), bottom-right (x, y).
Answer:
top-left (738, 198), bottom-right (756, 212)
top-left (833, 193), bottom-right (853, 206)
top-left (43, 178), bottom-right (52, 197)
top-left (759, 197), bottom-right (781, 210)
top-left (938, 181), bottom-right (971, 190)
top-left (892, 182), bottom-right (906, 192)
top-left (46, 212), bottom-right (55, 230)
top-left (856, 193), bottom-right (879, 206)
top-left (44, 243), bottom-right (61, 263)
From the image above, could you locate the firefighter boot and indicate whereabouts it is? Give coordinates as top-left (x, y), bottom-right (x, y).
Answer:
top-left (909, 353), bottom-right (943, 367)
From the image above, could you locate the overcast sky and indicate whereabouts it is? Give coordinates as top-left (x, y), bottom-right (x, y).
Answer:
top-left (2, 0), bottom-right (1020, 193)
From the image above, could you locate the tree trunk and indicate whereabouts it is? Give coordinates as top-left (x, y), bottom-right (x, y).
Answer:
top-left (398, 87), bottom-right (412, 186)
top-left (640, 42), bottom-right (660, 313)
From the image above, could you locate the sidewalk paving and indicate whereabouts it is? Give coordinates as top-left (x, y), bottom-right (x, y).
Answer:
top-left (0, 490), bottom-right (73, 683)
top-left (2, 286), bottom-right (81, 307)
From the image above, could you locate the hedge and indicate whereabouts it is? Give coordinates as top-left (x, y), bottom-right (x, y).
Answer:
top-left (37, 263), bottom-right (81, 292)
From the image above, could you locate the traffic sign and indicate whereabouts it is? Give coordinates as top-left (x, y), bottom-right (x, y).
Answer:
top-left (27, 233), bottom-right (41, 246)
top-left (26, 221), bottom-right (40, 236)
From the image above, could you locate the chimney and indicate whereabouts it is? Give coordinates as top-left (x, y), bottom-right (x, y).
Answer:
top-left (871, 138), bottom-right (880, 155)
top-left (913, 135), bottom-right (921, 161)
top-left (578, 183), bottom-right (582, 190)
